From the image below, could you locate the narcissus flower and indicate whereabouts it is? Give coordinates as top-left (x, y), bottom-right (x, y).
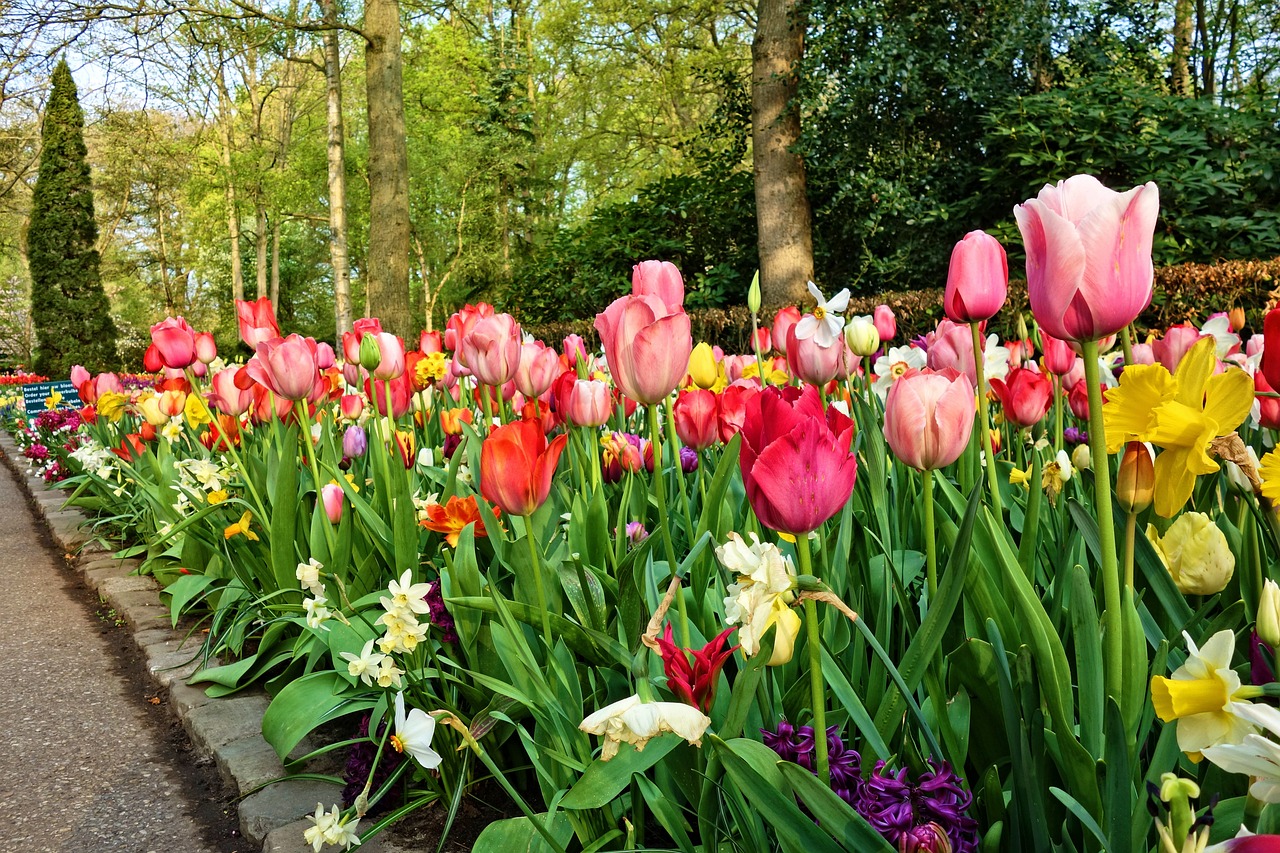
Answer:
top-left (1147, 512), bottom-right (1234, 596)
top-left (391, 691), bottom-right (442, 770)
top-left (1150, 629), bottom-right (1263, 756)
top-left (718, 532), bottom-right (800, 664)
top-left (579, 695), bottom-right (712, 760)
top-left (794, 281), bottom-right (851, 348)
top-left (1202, 701), bottom-right (1280, 804)
top-left (339, 639), bottom-right (386, 687)
top-left (303, 803), bottom-right (360, 852)
top-left (224, 510), bottom-right (259, 541)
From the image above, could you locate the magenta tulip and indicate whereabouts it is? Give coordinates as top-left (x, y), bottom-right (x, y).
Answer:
top-left (632, 260), bottom-right (685, 312)
top-left (1040, 330), bottom-right (1075, 375)
top-left (786, 324), bottom-right (842, 386)
top-left (1152, 324), bottom-right (1205, 372)
top-left (594, 293), bottom-right (692, 406)
top-left (461, 313), bottom-right (521, 387)
top-left (150, 317), bottom-right (198, 370)
top-left (883, 368), bottom-right (975, 471)
top-left (874, 304), bottom-right (896, 342)
top-left (247, 334), bottom-right (320, 401)
top-left (925, 319), bottom-right (977, 386)
top-left (739, 385), bottom-right (858, 535)
top-left (1014, 175), bottom-right (1159, 342)
top-left (944, 230), bottom-right (1008, 323)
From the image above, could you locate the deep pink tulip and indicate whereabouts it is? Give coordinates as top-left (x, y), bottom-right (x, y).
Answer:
top-left (717, 382), bottom-right (760, 443)
top-left (632, 260), bottom-right (685, 312)
top-left (1068, 382), bottom-right (1093, 420)
top-left (562, 334), bottom-right (588, 367)
top-left (321, 483), bottom-right (343, 524)
top-left (786, 324), bottom-right (842, 386)
top-left (944, 230), bottom-right (1008, 323)
top-left (1261, 308), bottom-right (1280, 392)
top-left (419, 330), bottom-right (443, 354)
top-left (316, 342), bottom-right (336, 370)
top-left (194, 332), bottom-right (217, 364)
top-left (739, 385), bottom-right (857, 534)
top-left (236, 297), bottom-right (281, 350)
top-left (1220, 835), bottom-right (1280, 852)
top-left (874, 304), bottom-right (896, 342)
top-left (1040, 330), bottom-right (1076, 375)
top-left (883, 368), bottom-right (975, 471)
top-left (461, 314), bottom-right (521, 387)
top-left (1153, 324), bottom-right (1205, 372)
top-left (673, 389), bottom-right (718, 451)
top-left (594, 294), bottom-right (692, 406)
top-left (567, 379), bottom-right (612, 427)
top-left (248, 334), bottom-right (320, 401)
top-left (150, 317), bottom-right (198, 370)
top-left (926, 319), bottom-right (977, 386)
top-left (990, 367), bottom-right (1052, 428)
top-left (516, 342), bottom-right (561, 399)
top-left (371, 332), bottom-right (406, 381)
top-left (1015, 175), bottom-right (1159, 342)
top-left (771, 306), bottom-right (802, 355)
top-left (340, 394), bottom-right (364, 420)
top-left (208, 367), bottom-right (252, 417)
top-left (364, 374), bottom-right (413, 419)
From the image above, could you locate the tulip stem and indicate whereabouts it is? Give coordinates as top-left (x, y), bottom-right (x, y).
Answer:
top-left (663, 395), bottom-right (697, 546)
top-left (297, 404), bottom-right (338, 554)
top-left (522, 514), bottom-right (553, 648)
top-left (648, 403), bottom-right (689, 647)
top-left (970, 323), bottom-right (1002, 517)
top-left (796, 534), bottom-right (829, 787)
top-left (1120, 325), bottom-right (1135, 368)
top-left (184, 369), bottom-right (268, 520)
top-left (922, 468), bottom-right (937, 603)
top-left (480, 383), bottom-right (493, 437)
top-left (1082, 339), bottom-right (1124, 707)
top-left (1053, 375), bottom-right (1064, 453)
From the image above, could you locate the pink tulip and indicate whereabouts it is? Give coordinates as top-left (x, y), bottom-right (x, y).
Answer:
top-left (926, 319), bottom-right (977, 386)
top-left (321, 483), bottom-right (344, 524)
top-left (1128, 343), bottom-right (1155, 365)
top-left (1153, 324), bottom-right (1205, 372)
top-left (883, 368), bottom-right (975, 471)
top-left (717, 382), bottom-right (760, 443)
top-left (1040, 330), bottom-right (1075, 375)
top-left (874, 305), bottom-right (896, 342)
top-left (236, 297), bottom-right (281, 350)
top-left (1068, 382), bottom-right (1093, 420)
top-left (1062, 357), bottom-right (1086, 391)
top-left (340, 394), bottom-right (364, 420)
top-left (365, 374), bottom-right (412, 419)
top-left (752, 327), bottom-right (772, 354)
top-left (673, 389), bottom-right (718, 450)
top-left (194, 332), bottom-right (217, 364)
top-left (371, 332), bottom-right (406, 381)
top-left (70, 364), bottom-right (90, 388)
top-left (562, 334), bottom-right (588, 367)
top-left (208, 367), bottom-right (251, 416)
top-left (739, 385), bottom-right (858, 534)
top-left (567, 379), bottom-right (612, 427)
top-left (1015, 175), bottom-right (1159, 342)
top-left (594, 293), bottom-right (692, 406)
top-left (248, 334), bottom-right (320, 401)
top-left (316, 342), bottom-right (336, 370)
top-left (445, 303), bottom-right (494, 369)
top-left (944, 231), bottom-right (1008, 323)
top-left (786, 325), bottom-right (842, 386)
top-left (419, 330), bottom-right (443, 354)
top-left (632, 260), bottom-right (685, 312)
top-left (461, 314), bottom-right (521, 387)
top-left (516, 342), bottom-right (561, 399)
top-left (772, 306), bottom-right (802, 355)
top-left (150, 317), bottom-right (198, 369)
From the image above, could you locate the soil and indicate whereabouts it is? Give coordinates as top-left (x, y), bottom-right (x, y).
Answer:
top-left (382, 781), bottom-right (513, 852)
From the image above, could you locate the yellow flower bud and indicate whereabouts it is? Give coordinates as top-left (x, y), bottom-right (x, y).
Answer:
top-left (1259, 579), bottom-right (1280, 647)
top-left (766, 599), bottom-right (802, 666)
top-left (1071, 443), bottom-right (1090, 472)
top-left (1116, 441), bottom-right (1154, 514)
top-left (688, 342), bottom-right (719, 390)
top-left (843, 315), bottom-right (880, 357)
top-left (1146, 512), bottom-right (1235, 596)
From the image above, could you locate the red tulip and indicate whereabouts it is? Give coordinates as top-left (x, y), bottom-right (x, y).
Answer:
top-left (1040, 330), bottom-right (1075, 375)
top-left (142, 343), bottom-right (163, 373)
top-left (874, 304), bottom-right (896, 342)
top-left (771, 306), bottom-right (802, 355)
top-left (1256, 370), bottom-right (1280, 430)
top-left (717, 382), bottom-right (759, 443)
top-left (419, 330), bottom-right (443, 354)
top-left (339, 394), bottom-right (364, 420)
top-left (655, 624), bottom-right (737, 713)
top-left (1261, 308), bottom-right (1280, 392)
top-left (150, 317), bottom-right (197, 370)
top-left (567, 379), bottom-right (612, 427)
top-left (883, 368), bottom-right (975, 471)
top-left (594, 293), bottom-right (692, 406)
top-left (480, 418), bottom-right (569, 516)
top-left (194, 332), bottom-right (217, 364)
top-left (739, 385), bottom-right (858, 534)
top-left (632, 260), bottom-right (685, 312)
top-left (248, 334), bottom-right (321, 401)
top-left (752, 326), bottom-right (772, 354)
top-left (944, 230), bottom-right (1008, 323)
top-left (516, 342), bottom-right (561, 399)
top-left (365, 374), bottom-right (413, 419)
top-left (1067, 381), bottom-right (1093, 420)
top-left (321, 483), bottom-right (344, 524)
top-left (990, 367), bottom-right (1052, 428)
top-left (1015, 175), bottom-right (1159, 342)
top-left (461, 314), bottom-right (521, 387)
top-left (785, 325), bottom-right (842, 386)
top-left (113, 433), bottom-right (148, 462)
top-left (235, 297), bottom-right (281, 350)
top-left (673, 389), bottom-right (718, 451)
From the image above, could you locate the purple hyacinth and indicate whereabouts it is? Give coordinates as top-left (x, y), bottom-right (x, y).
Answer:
top-left (763, 722), bottom-right (861, 805)
top-left (424, 581), bottom-right (458, 644)
top-left (858, 759), bottom-right (979, 853)
top-left (1064, 426), bottom-right (1088, 445)
top-left (341, 714), bottom-right (404, 811)
top-left (761, 718), bottom-right (817, 767)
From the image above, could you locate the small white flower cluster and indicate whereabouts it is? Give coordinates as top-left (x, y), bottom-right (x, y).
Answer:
top-left (69, 438), bottom-right (118, 481)
top-left (303, 803), bottom-right (361, 851)
top-left (375, 569), bottom-right (433, 655)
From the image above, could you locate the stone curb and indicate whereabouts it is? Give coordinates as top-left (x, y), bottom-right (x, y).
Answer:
top-left (0, 430), bottom-right (413, 852)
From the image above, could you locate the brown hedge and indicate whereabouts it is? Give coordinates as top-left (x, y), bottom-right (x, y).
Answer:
top-left (519, 257), bottom-right (1280, 350)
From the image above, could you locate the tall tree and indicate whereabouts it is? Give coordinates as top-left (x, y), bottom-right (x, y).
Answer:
top-left (27, 59), bottom-right (117, 375)
top-left (319, 0), bottom-right (352, 335)
top-left (752, 0), bottom-right (814, 307)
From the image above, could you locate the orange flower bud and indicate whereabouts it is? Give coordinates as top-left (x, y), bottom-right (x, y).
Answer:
top-left (1116, 441), bottom-right (1154, 514)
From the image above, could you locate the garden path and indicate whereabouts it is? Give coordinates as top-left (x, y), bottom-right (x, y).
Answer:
top-left (0, 463), bottom-right (233, 852)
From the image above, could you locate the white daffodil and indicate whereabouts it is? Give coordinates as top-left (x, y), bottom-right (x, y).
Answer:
top-left (303, 803), bottom-right (361, 851)
top-left (982, 333), bottom-right (1012, 386)
top-left (392, 692), bottom-right (442, 769)
top-left (715, 532), bottom-right (794, 594)
top-left (1201, 702), bottom-right (1280, 803)
top-left (579, 694), bottom-right (712, 760)
top-left (296, 558), bottom-right (325, 597)
top-left (717, 532), bottom-right (800, 662)
top-left (793, 281), bottom-right (851, 348)
top-left (1151, 630), bottom-right (1263, 756)
top-left (304, 596), bottom-right (332, 631)
top-left (872, 345), bottom-right (927, 400)
top-left (338, 639), bottom-right (386, 687)
top-left (382, 569), bottom-right (432, 617)
top-left (374, 658), bottom-right (404, 689)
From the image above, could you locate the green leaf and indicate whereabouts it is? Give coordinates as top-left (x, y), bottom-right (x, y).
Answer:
top-left (779, 763), bottom-right (895, 852)
top-left (261, 671), bottom-right (376, 760)
top-left (269, 437), bottom-right (299, 595)
top-left (470, 813), bottom-right (574, 853)
top-left (163, 572), bottom-right (217, 627)
top-left (561, 737), bottom-right (681, 810)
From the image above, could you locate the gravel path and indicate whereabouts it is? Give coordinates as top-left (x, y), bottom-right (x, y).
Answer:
top-left (0, 460), bottom-right (239, 852)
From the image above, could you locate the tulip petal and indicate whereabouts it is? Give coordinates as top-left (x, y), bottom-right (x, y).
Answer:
top-left (1017, 199), bottom-right (1086, 342)
top-left (750, 419), bottom-right (857, 534)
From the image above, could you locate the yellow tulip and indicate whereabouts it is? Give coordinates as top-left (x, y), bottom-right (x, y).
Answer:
top-left (136, 393), bottom-right (170, 427)
top-left (688, 342), bottom-right (719, 390)
top-left (1146, 512), bottom-right (1234, 596)
top-left (1259, 580), bottom-right (1280, 648)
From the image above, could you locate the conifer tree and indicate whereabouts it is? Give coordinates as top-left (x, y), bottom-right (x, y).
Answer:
top-left (27, 58), bottom-right (118, 376)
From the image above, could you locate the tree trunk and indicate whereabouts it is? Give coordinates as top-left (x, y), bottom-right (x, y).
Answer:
top-left (215, 59), bottom-right (244, 303)
top-left (255, 205), bottom-right (268, 300)
top-left (751, 0), bottom-right (814, 309)
top-left (1172, 0), bottom-right (1193, 94)
top-left (270, 217), bottom-right (281, 312)
top-left (1196, 0), bottom-right (1215, 99)
top-left (320, 0), bottom-right (353, 336)
top-left (364, 0), bottom-right (412, 335)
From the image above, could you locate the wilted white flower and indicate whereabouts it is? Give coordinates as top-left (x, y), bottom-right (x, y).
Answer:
top-left (579, 695), bottom-right (712, 760)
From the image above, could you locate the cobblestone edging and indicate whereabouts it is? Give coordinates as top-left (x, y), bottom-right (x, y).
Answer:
top-left (0, 431), bottom-right (412, 853)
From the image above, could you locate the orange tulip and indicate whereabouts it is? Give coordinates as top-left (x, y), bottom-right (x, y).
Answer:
top-left (480, 419), bottom-right (568, 517)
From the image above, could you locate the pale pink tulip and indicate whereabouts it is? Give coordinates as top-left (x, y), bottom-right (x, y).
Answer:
top-left (567, 379), bottom-right (612, 427)
top-left (516, 342), bottom-right (561, 399)
top-left (248, 335), bottom-right (320, 401)
top-left (1152, 324), bottom-right (1205, 372)
top-left (883, 368), bottom-right (975, 471)
top-left (786, 325), bottom-right (842, 386)
top-left (632, 260), bottom-right (685, 312)
top-left (461, 314), bottom-right (521, 387)
top-left (594, 294), bottom-right (692, 405)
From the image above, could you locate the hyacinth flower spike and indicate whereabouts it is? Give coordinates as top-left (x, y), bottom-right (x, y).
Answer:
top-left (654, 624), bottom-right (737, 713)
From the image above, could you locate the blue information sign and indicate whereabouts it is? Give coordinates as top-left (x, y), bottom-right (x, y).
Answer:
top-left (21, 380), bottom-right (80, 413)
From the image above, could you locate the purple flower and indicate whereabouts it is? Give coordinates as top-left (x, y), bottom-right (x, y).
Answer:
top-left (1064, 426), bottom-right (1089, 445)
top-left (1252, 631), bottom-right (1275, 685)
top-left (341, 714), bottom-right (404, 811)
top-left (443, 433), bottom-right (463, 460)
top-left (342, 425), bottom-right (367, 458)
top-left (425, 581), bottom-right (458, 644)
top-left (858, 760), bottom-right (979, 853)
top-left (679, 446), bottom-right (699, 473)
top-left (762, 718), bottom-right (817, 767)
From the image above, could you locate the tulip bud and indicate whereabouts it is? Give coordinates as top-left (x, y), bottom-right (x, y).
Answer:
top-left (1071, 443), bottom-right (1090, 472)
top-left (1147, 512), bottom-right (1235, 596)
top-left (321, 483), bottom-right (344, 524)
top-left (359, 333), bottom-right (382, 371)
top-left (747, 270), bottom-right (761, 314)
top-left (1259, 580), bottom-right (1280, 647)
top-left (688, 342), bottom-right (719, 390)
top-left (1116, 441), bottom-right (1154, 514)
top-left (843, 315), bottom-right (880, 357)
top-left (143, 344), bottom-right (164, 373)
top-left (343, 425), bottom-right (368, 458)
top-left (1229, 306), bottom-right (1246, 333)
top-left (194, 332), bottom-right (217, 364)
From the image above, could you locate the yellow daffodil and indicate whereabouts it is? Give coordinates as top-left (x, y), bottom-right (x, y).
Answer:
top-left (1150, 629), bottom-right (1261, 757)
top-left (1009, 466), bottom-right (1031, 489)
top-left (414, 351), bottom-right (447, 386)
top-left (184, 393), bottom-right (212, 428)
top-left (44, 389), bottom-right (62, 409)
top-left (224, 510), bottom-right (259, 541)
top-left (95, 391), bottom-right (128, 422)
top-left (207, 489), bottom-right (229, 505)
top-left (741, 360), bottom-right (789, 387)
top-left (1102, 338), bottom-right (1252, 517)
top-left (1260, 449), bottom-right (1280, 504)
